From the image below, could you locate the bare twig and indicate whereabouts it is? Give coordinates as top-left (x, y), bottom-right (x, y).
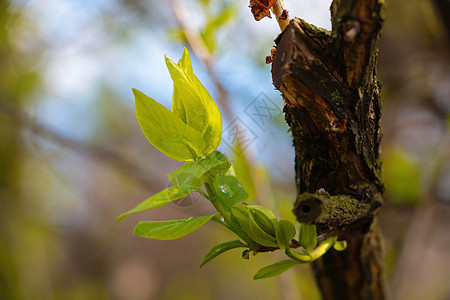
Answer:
top-left (0, 100), bottom-right (161, 191)
top-left (272, 0), bottom-right (289, 31)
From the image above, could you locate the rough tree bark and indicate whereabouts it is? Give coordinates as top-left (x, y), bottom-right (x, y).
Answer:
top-left (271, 0), bottom-right (386, 299)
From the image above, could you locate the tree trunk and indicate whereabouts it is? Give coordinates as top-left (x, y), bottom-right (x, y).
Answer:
top-left (271, 0), bottom-right (387, 299)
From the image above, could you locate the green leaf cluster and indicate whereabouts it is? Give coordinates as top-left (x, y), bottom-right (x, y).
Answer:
top-left (119, 49), bottom-right (347, 281)
top-left (299, 223), bottom-right (318, 254)
top-left (134, 48), bottom-right (221, 161)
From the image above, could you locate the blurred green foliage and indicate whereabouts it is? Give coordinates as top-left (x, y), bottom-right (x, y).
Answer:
top-left (383, 148), bottom-right (420, 205)
top-left (232, 139), bottom-right (258, 202)
top-left (167, 0), bottom-right (238, 54)
top-left (0, 1), bottom-right (41, 299)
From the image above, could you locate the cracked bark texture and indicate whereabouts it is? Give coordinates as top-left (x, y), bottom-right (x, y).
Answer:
top-left (271, 0), bottom-right (387, 299)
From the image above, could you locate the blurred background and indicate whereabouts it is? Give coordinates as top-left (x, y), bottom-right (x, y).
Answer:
top-left (0, 0), bottom-right (449, 299)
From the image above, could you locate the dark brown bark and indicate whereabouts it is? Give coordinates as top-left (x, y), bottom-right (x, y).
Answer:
top-left (271, 0), bottom-right (387, 299)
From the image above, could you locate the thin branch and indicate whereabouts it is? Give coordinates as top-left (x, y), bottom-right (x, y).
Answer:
top-left (0, 100), bottom-right (161, 191)
top-left (272, 0), bottom-right (289, 31)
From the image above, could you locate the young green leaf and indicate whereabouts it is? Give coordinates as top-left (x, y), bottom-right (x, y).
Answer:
top-left (247, 210), bottom-right (278, 247)
top-left (275, 220), bottom-right (296, 251)
top-left (172, 87), bottom-right (188, 124)
top-left (133, 88), bottom-right (204, 161)
top-left (191, 73), bottom-right (222, 155)
top-left (309, 237), bottom-right (337, 261)
top-left (230, 205), bottom-right (271, 247)
top-left (167, 49), bottom-right (222, 154)
top-left (299, 223), bottom-right (317, 254)
top-left (253, 259), bottom-right (300, 280)
top-left (200, 240), bottom-right (248, 267)
top-left (284, 236), bottom-right (337, 263)
top-left (284, 247), bottom-right (311, 263)
top-left (168, 151), bottom-right (231, 192)
top-left (166, 55), bottom-right (208, 136)
top-left (212, 174), bottom-right (248, 211)
top-left (230, 205), bottom-right (253, 235)
top-left (229, 214), bottom-right (258, 248)
top-left (333, 240), bottom-right (347, 251)
top-left (116, 186), bottom-right (192, 222)
top-left (171, 48), bottom-right (194, 128)
top-left (177, 47), bottom-right (194, 75)
top-left (134, 213), bottom-right (219, 240)
top-left (246, 205), bottom-right (277, 220)
top-left (231, 205), bottom-right (278, 248)
top-left (247, 205), bottom-right (278, 236)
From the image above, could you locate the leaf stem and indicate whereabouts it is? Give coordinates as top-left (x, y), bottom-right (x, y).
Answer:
top-left (197, 188), bottom-right (209, 200)
top-left (272, 0), bottom-right (289, 32)
top-left (204, 182), bottom-right (231, 225)
top-left (284, 247), bottom-right (311, 263)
